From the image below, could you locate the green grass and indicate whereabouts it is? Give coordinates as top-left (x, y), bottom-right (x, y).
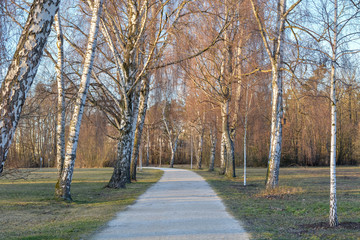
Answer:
top-left (0, 168), bottom-right (163, 240)
top-left (196, 167), bottom-right (360, 240)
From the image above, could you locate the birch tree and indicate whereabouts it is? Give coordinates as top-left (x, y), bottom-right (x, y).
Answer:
top-left (162, 102), bottom-right (184, 168)
top-left (54, 10), bottom-right (66, 179)
top-left (250, 0), bottom-right (302, 189)
top-left (55, 0), bottom-right (103, 200)
top-left (290, 0), bottom-right (360, 227)
top-left (0, 0), bottom-right (60, 174)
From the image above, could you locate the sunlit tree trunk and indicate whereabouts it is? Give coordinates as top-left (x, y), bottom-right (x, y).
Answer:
top-left (170, 135), bottom-right (179, 168)
top-left (250, 0), bottom-right (289, 189)
top-left (190, 132), bottom-right (193, 169)
top-left (221, 100), bottom-right (235, 178)
top-left (243, 84), bottom-right (252, 186)
top-left (56, 0), bottom-right (103, 200)
top-left (0, 0), bottom-right (60, 174)
top-left (159, 136), bottom-right (162, 167)
top-left (266, 62), bottom-right (284, 188)
top-left (107, 114), bottom-right (132, 189)
top-left (146, 127), bottom-right (150, 166)
top-left (54, 11), bottom-right (65, 179)
top-left (130, 77), bottom-right (150, 180)
top-left (196, 129), bottom-right (204, 169)
top-left (220, 134), bottom-right (227, 174)
top-left (329, 0), bottom-right (338, 227)
top-left (209, 127), bottom-right (216, 172)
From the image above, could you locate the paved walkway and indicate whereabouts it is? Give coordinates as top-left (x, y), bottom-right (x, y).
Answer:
top-left (91, 168), bottom-right (249, 240)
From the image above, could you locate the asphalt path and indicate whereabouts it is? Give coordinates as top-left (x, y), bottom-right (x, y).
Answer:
top-left (91, 168), bottom-right (249, 240)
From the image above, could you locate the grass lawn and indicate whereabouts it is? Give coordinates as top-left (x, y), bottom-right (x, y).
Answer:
top-left (196, 166), bottom-right (360, 240)
top-left (0, 168), bottom-right (163, 240)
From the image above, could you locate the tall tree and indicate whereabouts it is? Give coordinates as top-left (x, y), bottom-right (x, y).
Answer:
top-left (54, 9), bottom-right (66, 180)
top-left (56, 0), bottom-right (103, 200)
top-left (250, 0), bottom-right (302, 189)
top-left (0, 0), bottom-right (60, 174)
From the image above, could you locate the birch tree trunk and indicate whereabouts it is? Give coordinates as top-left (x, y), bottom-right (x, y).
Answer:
top-left (221, 100), bottom-right (235, 178)
top-left (146, 128), bottom-right (150, 166)
top-left (190, 132), bottom-right (193, 169)
top-left (220, 134), bottom-right (227, 174)
top-left (54, 11), bottom-right (65, 178)
top-left (243, 85), bottom-right (250, 186)
top-left (170, 136), bottom-right (179, 168)
top-left (0, 0), bottom-right (60, 174)
top-left (159, 136), bottom-right (162, 167)
top-left (329, 0), bottom-right (338, 227)
top-left (266, 63), bottom-right (284, 189)
top-left (107, 114), bottom-right (132, 189)
top-left (55, 0), bottom-right (103, 200)
top-left (196, 130), bottom-right (204, 169)
top-left (250, 0), bottom-right (288, 189)
top-left (130, 77), bottom-right (150, 181)
top-left (209, 128), bottom-right (216, 172)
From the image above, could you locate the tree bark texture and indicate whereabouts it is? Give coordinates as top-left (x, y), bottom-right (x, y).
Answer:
top-left (0, 0), bottom-right (60, 174)
top-left (56, 0), bottom-right (103, 200)
top-left (265, 0), bottom-right (286, 189)
top-left (170, 136), bottom-right (179, 168)
top-left (329, 0), bottom-right (338, 227)
top-left (196, 129), bottom-right (204, 169)
top-left (107, 116), bottom-right (132, 189)
top-left (220, 133), bottom-right (227, 175)
top-left (209, 128), bottom-right (216, 172)
top-left (130, 77), bottom-right (150, 181)
top-left (54, 11), bottom-right (65, 179)
top-left (221, 101), bottom-right (235, 178)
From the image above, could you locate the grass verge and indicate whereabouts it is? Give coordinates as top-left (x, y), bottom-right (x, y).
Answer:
top-left (0, 168), bottom-right (163, 240)
top-left (196, 167), bottom-right (360, 240)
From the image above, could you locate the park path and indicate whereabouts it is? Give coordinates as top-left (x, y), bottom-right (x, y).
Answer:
top-left (91, 168), bottom-right (250, 240)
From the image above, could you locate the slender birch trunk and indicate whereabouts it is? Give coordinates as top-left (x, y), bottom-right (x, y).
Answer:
top-left (209, 127), bottom-right (216, 172)
top-left (146, 128), bottom-right (150, 166)
top-left (220, 133), bottom-right (227, 174)
top-left (54, 11), bottom-right (65, 179)
top-left (0, 0), bottom-right (60, 174)
top-left (256, 0), bottom-right (286, 189)
top-left (329, 0), bottom-right (338, 227)
top-left (190, 132), bottom-right (193, 169)
top-left (130, 77), bottom-right (150, 180)
top-left (159, 136), bottom-right (162, 167)
top-left (243, 86), bottom-right (249, 186)
top-left (221, 100), bottom-right (235, 178)
top-left (196, 130), bottom-right (204, 169)
top-left (139, 143), bottom-right (143, 171)
top-left (126, 91), bottom-right (139, 183)
top-left (56, 0), bottom-right (103, 200)
top-left (170, 136), bottom-right (179, 168)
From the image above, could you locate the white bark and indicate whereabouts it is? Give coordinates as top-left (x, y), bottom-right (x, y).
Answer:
top-left (221, 100), bottom-right (235, 178)
top-left (56, 0), bottom-right (103, 200)
top-left (163, 109), bottom-right (182, 168)
top-left (0, 0), bottom-right (60, 174)
top-left (130, 77), bottom-right (150, 180)
top-left (55, 10), bottom-right (65, 178)
top-left (196, 129), bottom-right (204, 169)
top-left (220, 133), bottom-right (227, 174)
top-left (250, 0), bottom-right (287, 189)
top-left (190, 132), bottom-right (193, 169)
top-left (159, 136), bottom-right (162, 167)
top-left (146, 128), bottom-right (150, 166)
top-left (209, 127), bottom-right (216, 172)
top-left (108, 114), bottom-right (132, 189)
top-left (329, 0), bottom-right (338, 227)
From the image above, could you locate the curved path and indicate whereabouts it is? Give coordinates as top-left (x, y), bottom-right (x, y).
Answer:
top-left (92, 168), bottom-right (249, 240)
